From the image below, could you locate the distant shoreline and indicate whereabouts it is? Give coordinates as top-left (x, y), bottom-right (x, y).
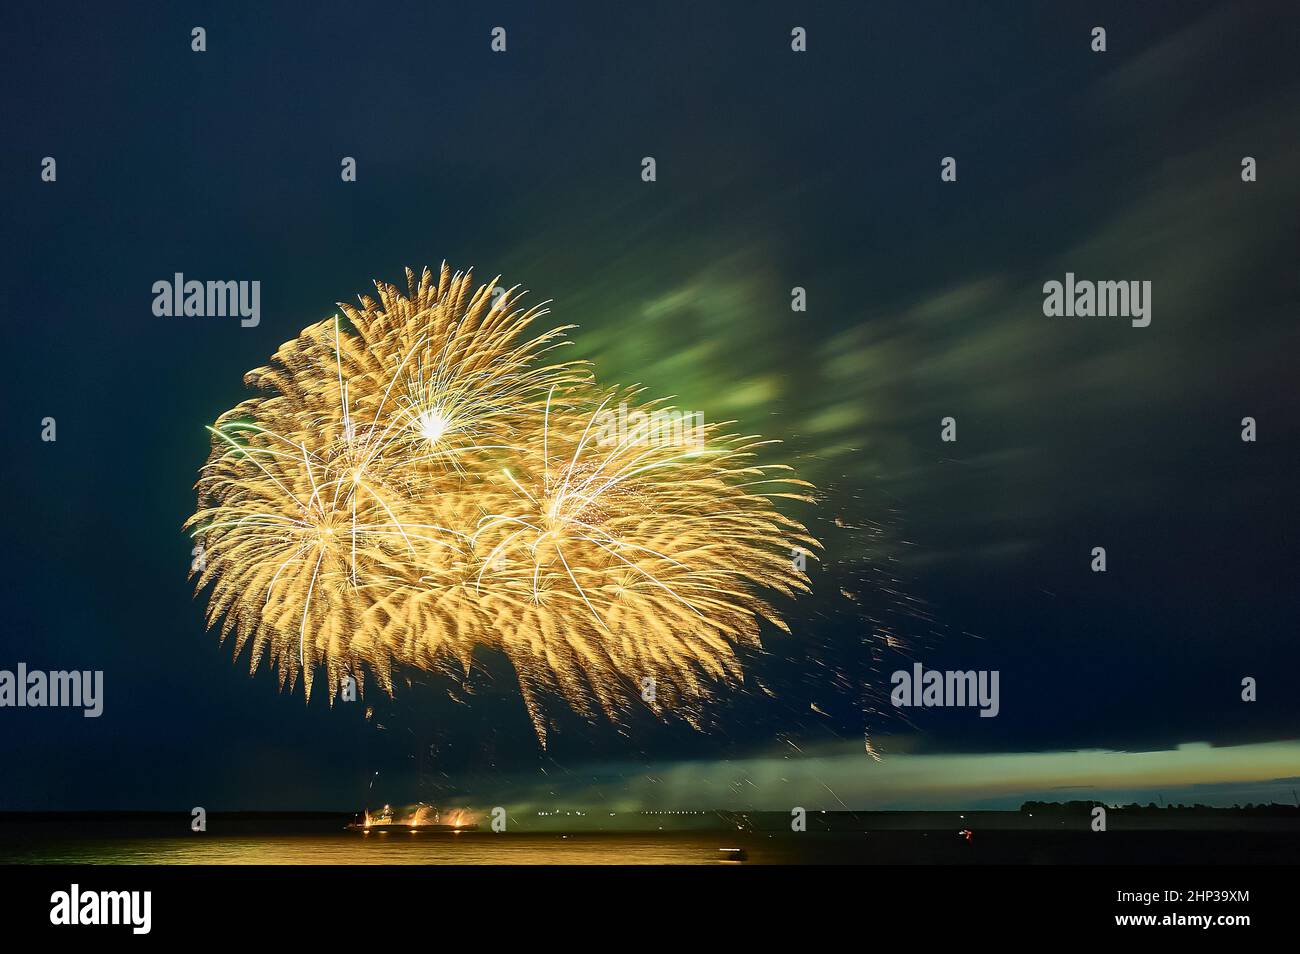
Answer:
top-left (2, 805), bottom-right (1298, 834)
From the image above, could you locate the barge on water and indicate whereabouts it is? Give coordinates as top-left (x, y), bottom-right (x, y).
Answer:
top-left (347, 821), bottom-right (478, 833)
top-left (348, 803), bottom-right (478, 833)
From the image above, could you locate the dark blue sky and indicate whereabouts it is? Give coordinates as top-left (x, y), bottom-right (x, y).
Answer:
top-left (1, 0), bottom-right (1296, 809)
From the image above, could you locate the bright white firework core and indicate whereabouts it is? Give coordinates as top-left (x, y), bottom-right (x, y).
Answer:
top-left (416, 408), bottom-right (450, 443)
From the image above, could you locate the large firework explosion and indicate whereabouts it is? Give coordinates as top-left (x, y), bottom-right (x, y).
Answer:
top-left (185, 265), bottom-right (816, 742)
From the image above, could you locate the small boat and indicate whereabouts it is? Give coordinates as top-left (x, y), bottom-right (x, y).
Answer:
top-left (717, 847), bottom-right (747, 862)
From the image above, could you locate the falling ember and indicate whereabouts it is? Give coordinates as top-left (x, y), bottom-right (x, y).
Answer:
top-left (185, 264), bottom-right (817, 742)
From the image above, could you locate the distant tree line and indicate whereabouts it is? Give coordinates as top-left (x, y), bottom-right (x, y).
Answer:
top-left (1020, 800), bottom-right (1300, 816)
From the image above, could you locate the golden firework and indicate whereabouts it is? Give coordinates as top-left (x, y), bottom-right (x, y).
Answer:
top-left (186, 264), bottom-right (815, 741)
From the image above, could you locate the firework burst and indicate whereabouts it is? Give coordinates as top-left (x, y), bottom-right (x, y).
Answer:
top-left (186, 264), bottom-right (815, 741)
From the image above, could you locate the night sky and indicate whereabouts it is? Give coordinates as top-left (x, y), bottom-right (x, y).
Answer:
top-left (2, 0), bottom-right (1296, 811)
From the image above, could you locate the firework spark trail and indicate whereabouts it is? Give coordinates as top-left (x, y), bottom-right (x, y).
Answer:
top-left (185, 264), bottom-right (817, 743)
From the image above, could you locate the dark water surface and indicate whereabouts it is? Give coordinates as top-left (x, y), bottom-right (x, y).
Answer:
top-left (2, 820), bottom-right (1296, 864)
